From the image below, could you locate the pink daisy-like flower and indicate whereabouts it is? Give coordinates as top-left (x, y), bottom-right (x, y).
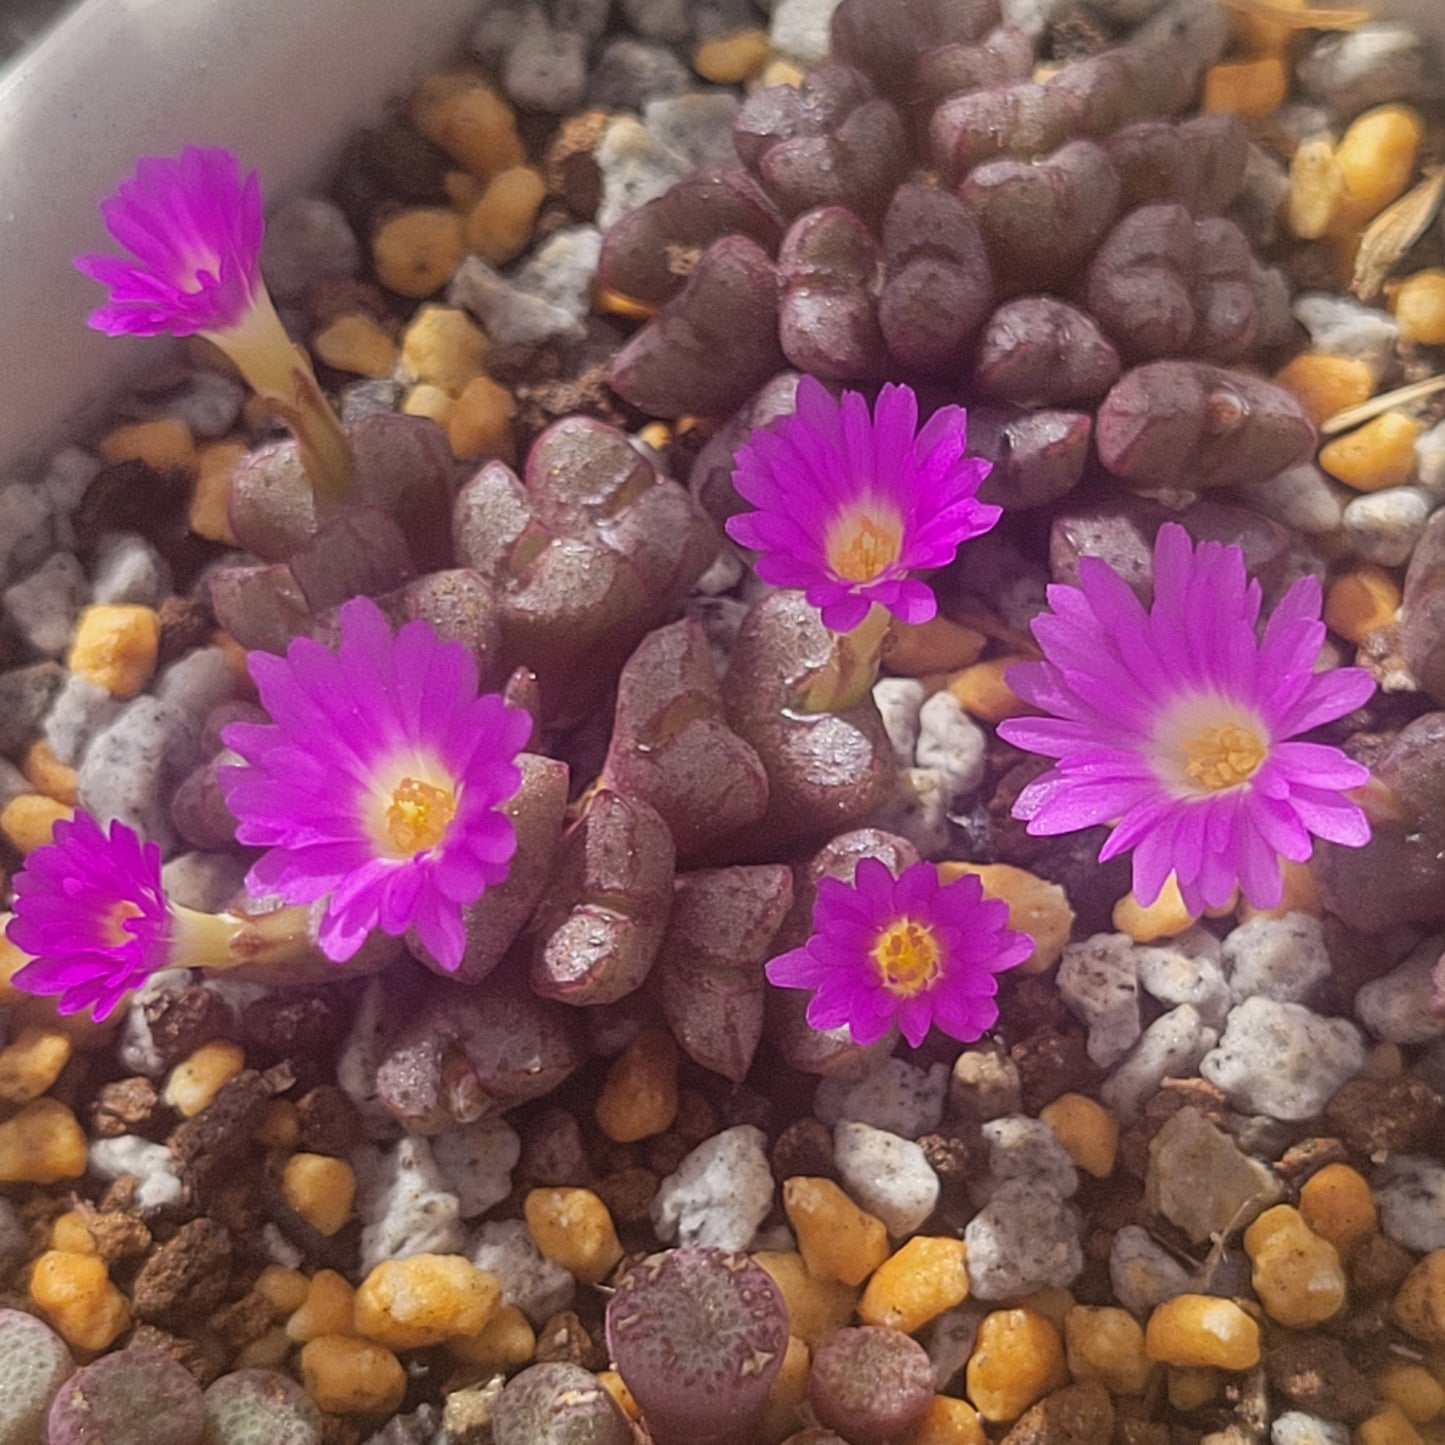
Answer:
top-left (998, 522), bottom-right (1376, 916)
top-left (219, 597), bottom-right (532, 971)
top-left (766, 858), bottom-right (1032, 1047)
top-left (6, 813), bottom-right (169, 1021)
top-left (74, 146), bottom-right (264, 338)
top-left (725, 377), bottom-right (1000, 633)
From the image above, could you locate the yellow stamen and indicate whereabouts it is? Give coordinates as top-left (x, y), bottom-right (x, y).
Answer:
top-left (870, 917), bottom-right (942, 998)
top-left (827, 508), bottom-right (903, 582)
top-left (102, 900), bottom-right (143, 947)
top-left (384, 777), bottom-right (457, 855)
top-left (1181, 722), bottom-right (1267, 792)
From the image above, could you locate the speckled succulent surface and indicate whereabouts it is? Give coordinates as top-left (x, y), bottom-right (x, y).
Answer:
top-left (4, 1), bottom-right (1445, 1443)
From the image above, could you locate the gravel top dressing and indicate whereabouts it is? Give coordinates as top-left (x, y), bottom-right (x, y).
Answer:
top-left (3, 2), bottom-right (1445, 1444)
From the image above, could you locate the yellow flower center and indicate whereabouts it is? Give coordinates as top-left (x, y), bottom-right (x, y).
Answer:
top-left (384, 777), bottom-right (457, 855)
top-left (101, 900), bottom-right (143, 947)
top-left (1180, 722), bottom-right (1267, 792)
top-left (870, 917), bottom-right (942, 998)
top-left (826, 506), bottom-right (903, 582)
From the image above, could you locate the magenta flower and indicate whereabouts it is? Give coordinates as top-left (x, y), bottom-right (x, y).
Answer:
top-left (74, 146), bottom-right (264, 338)
top-left (220, 598), bottom-right (532, 970)
top-left (725, 377), bottom-right (999, 633)
top-left (998, 522), bottom-right (1376, 915)
top-left (766, 858), bottom-right (1032, 1047)
top-left (6, 813), bottom-right (169, 1021)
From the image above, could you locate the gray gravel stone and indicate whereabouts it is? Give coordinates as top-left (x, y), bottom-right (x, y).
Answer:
top-left (432, 1120), bottom-right (521, 1219)
top-left (353, 1136), bottom-right (465, 1272)
top-left (916, 690), bottom-right (986, 800)
top-left (588, 38), bottom-right (691, 112)
top-left (259, 196), bottom-right (361, 305)
top-left (1249, 464), bottom-right (1346, 536)
top-left (41, 448), bottom-right (103, 553)
top-left (43, 672), bottom-right (123, 767)
top-left (1222, 912), bottom-right (1331, 1006)
top-left (1273, 1413), bottom-right (1351, 1445)
top-left (873, 677), bottom-right (925, 769)
top-left (1355, 937), bottom-right (1445, 1045)
top-left (1298, 23), bottom-right (1441, 116)
top-left (595, 114), bottom-right (695, 230)
top-left (503, 12), bottom-right (589, 112)
top-left (651, 1123), bottom-right (775, 1249)
top-left (621, 0), bottom-right (690, 42)
top-left (469, 1218), bottom-right (576, 1327)
top-left (971, 1115), bottom-right (1078, 1207)
top-left (1057, 933), bottom-right (1141, 1068)
top-left (833, 1121), bottom-right (939, 1236)
top-left (1101, 1005), bottom-right (1219, 1123)
top-left (0, 481), bottom-right (56, 588)
top-left (1109, 1223), bottom-right (1193, 1315)
top-left (963, 1179), bottom-right (1083, 1299)
top-left (1200, 998), bottom-right (1366, 1121)
top-left (3, 553), bottom-right (87, 657)
top-left (91, 532), bottom-right (172, 608)
top-left (770, 0), bottom-right (844, 64)
top-left (814, 1057), bottom-right (949, 1139)
top-left (949, 1048), bottom-right (1022, 1122)
top-left (642, 93), bottom-right (740, 170)
top-left (76, 696), bottom-right (178, 852)
top-left (1292, 293), bottom-right (1397, 375)
top-left (1373, 1154), bottom-right (1445, 1253)
top-left (1135, 927), bottom-right (1230, 1030)
top-left (1343, 487), bottom-right (1430, 568)
top-left (1145, 1106), bottom-right (1281, 1244)
top-left (869, 767), bottom-right (950, 859)
top-left (0, 660), bottom-right (66, 757)
top-left (127, 370), bottom-right (247, 440)
top-left (161, 850), bottom-right (250, 914)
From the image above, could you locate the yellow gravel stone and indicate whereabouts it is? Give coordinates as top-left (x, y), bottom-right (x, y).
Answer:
top-left (400, 304), bottom-right (490, 394)
top-left (1114, 873), bottom-right (1198, 940)
top-left (1144, 1294), bottom-right (1261, 1370)
top-left (1244, 1203), bottom-right (1347, 1328)
top-left (1287, 136), bottom-right (1344, 240)
top-left (1201, 56), bottom-right (1288, 116)
top-left (355, 1254), bottom-right (501, 1349)
top-left (756, 1334), bottom-right (810, 1445)
top-left (1299, 1162), bottom-right (1379, 1260)
top-left (1274, 352), bottom-right (1375, 426)
top-left (313, 313), bottom-right (398, 378)
top-left (782, 1176), bottom-right (890, 1287)
top-left (448, 1302), bottom-right (536, 1370)
top-left (0, 794), bottom-right (72, 854)
top-left (966, 1307), bottom-right (1069, 1422)
top-left (23, 740), bottom-right (77, 806)
top-left (1040, 1093), bottom-right (1118, 1178)
top-left (98, 417), bottom-right (197, 475)
top-left (947, 656), bottom-right (1032, 723)
top-left (884, 616), bottom-right (987, 675)
top-left (372, 208), bottom-right (465, 298)
top-left (286, 1268), bottom-right (355, 1342)
top-left (163, 1039), bottom-right (246, 1118)
top-left (464, 165), bottom-right (547, 265)
top-left (190, 439), bottom-right (245, 546)
top-left (235, 1328), bottom-right (292, 1370)
top-left (446, 375), bottom-right (516, 462)
top-left (904, 1394), bottom-right (989, 1445)
top-left (753, 1250), bottom-right (859, 1346)
top-left (1393, 1251), bottom-right (1445, 1346)
top-left (300, 1335), bottom-right (406, 1415)
top-left (402, 384), bottom-right (457, 427)
top-left (1325, 567), bottom-right (1402, 644)
top-left (282, 1153), bottom-right (357, 1237)
top-left (0, 1024), bottom-right (72, 1106)
top-left (0, 1097), bottom-right (87, 1182)
top-left (68, 604), bottom-right (161, 699)
top-left (1392, 268), bottom-right (1445, 346)
top-left (29, 1249), bottom-right (131, 1350)
top-left (760, 58), bottom-right (804, 88)
top-left (1359, 1403), bottom-right (1429, 1445)
top-left (1319, 413), bottom-right (1421, 492)
top-left (859, 1236), bottom-right (970, 1333)
top-left (51, 1211), bottom-right (97, 1255)
top-left (1376, 1361), bottom-right (1445, 1423)
top-left (257, 1264), bottom-right (311, 1315)
top-left (937, 862), bottom-right (1073, 974)
top-left (1017, 1287), bottom-right (1075, 1329)
top-left (694, 27), bottom-right (772, 83)
top-left (411, 72), bottom-right (526, 181)
top-left (595, 1024), bottom-right (679, 1143)
top-left (525, 1188), bottom-right (625, 1285)
top-left (1168, 1365), bottom-right (1220, 1410)
top-left (1334, 105), bottom-right (1424, 228)
top-left (1064, 1305), bottom-right (1153, 1395)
